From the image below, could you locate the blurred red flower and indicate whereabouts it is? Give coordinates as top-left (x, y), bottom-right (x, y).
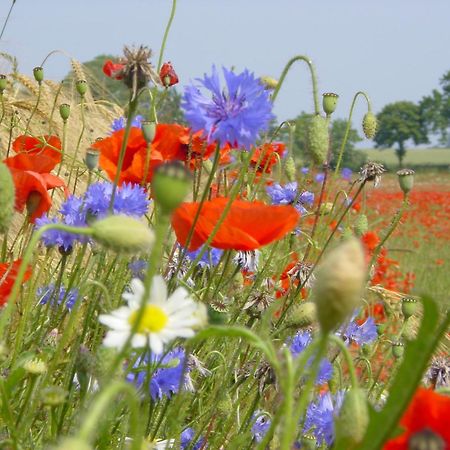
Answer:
top-left (0, 259), bottom-right (32, 307)
top-left (172, 197), bottom-right (300, 251)
top-left (250, 142), bottom-right (285, 174)
top-left (159, 62), bottom-right (179, 87)
top-left (103, 60), bottom-right (125, 80)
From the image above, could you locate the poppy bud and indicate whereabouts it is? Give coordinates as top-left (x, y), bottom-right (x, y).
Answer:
top-left (392, 341), bottom-right (405, 359)
top-left (306, 114), bottom-right (329, 166)
top-left (354, 214), bottom-right (368, 237)
top-left (362, 112), bottom-right (377, 139)
top-left (23, 358), bottom-right (47, 375)
top-left (159, 61), bottom-right (179, 87)
top-left (284, 156), bottom-right (296, 182)
top-left (402, 297), bottom-right (418, 319)
top-left (33, 66), bottom-right (44, 83)
top-left (396, 168), bottom-right (415, 195)
top-left (59, 103), bottom-right (71, 122)
top-left (376, 322), bottom-right (386, 336)
top-left (0, 162), bottom-right (15, 233)
top-left (91, 215), bottom-right (155, 254)
top-left (314, 237), bottom-right (366, 334)
top-left (322, 92), bottom-right (339, 116)
top-left (334, 388), bottom-right (369, 448)
top-left (41, 386), bottom-right (67, 406)
top-left (54, 438), bottom-right (92, 450)
top-left (0, 74), bottom-right (7, 92)
top-left (85, 147), bottom-right (100, 171)
top-left (319, 202), bottom-right (333, 215)
top-left (141, 120), bottom-right (156, 144)
top-left (76, 80), bottom-right (88, 97)
top-left (285, 302), bottom-right (317, 328)
top-left (152, 162), bottom-right (191, 214)
top-left (260, 75), bottom-right (278, 90)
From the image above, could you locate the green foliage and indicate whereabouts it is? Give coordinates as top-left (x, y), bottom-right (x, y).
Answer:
top-left (374, 101), bottom-right (428, 166)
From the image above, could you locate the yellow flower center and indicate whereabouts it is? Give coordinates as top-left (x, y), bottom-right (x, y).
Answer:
top-left (128, 305), bottom-right (168, 333)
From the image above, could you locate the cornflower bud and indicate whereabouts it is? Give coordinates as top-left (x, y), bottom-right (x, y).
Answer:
top-left (396, 168), bottom-right (415, 195)
top-left (59, 103), bottom-right (71, 122)
top-left (362, 112), bottom-right (377, 139)
top-left (33, 66), bottom-right (44, 83)
top-left (76, 80), bottom-right (88, 97)
top-left (322, 92), bottom-right (339, 116)
top-left (306, 114), bottom-right (328, 165)
top-left (0, 162), bottom-right (15, 233)
top-left (314, 237), bottom-right (366, 334)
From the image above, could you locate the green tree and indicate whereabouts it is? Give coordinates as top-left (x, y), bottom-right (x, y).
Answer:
top-left (374, 101), bottom-right (428, 167)
top-left (64, 54), bottom-right (186, 124)
top-left (277, 112), bottom-right (365, 170)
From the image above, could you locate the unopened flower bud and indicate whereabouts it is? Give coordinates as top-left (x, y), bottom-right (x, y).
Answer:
top-left (53, 437), bottom-right (92, 450)
top-left (306, 114), bottom-right (328, 166)
top-left (284, 156), bottom-right (296, 182)
top-left (376, 322), bottom-right (386, 336)
top-left (85, 147), bottom-right (100, 171)
top-left (392, 341), bottom-right (405, 359)
top-left (362, 112), bottom-right (377, 139)
top-left (0, 74), bottom-right (7, 92)
top-left (285, 302), bottom-right (317, 328)
top-left (314, 237), bottom-right (366, 334)
top-left (141, 120), bottom-right (156, 144)
top-left (334, 388), bottom-right (369, 448)
top-left (91, 215), bottom-right (155, 254)
top-left (41, 386), bottom-right (67, 406)
top-left (402, 297), bottom-right (418, 319)
top-left (260, 75), bottom-right (278, 90)
top-left (0, 162), bottom-right (15, 233)
top-left (159, 61), bottom-right (179, 87)
top-left (152, 162), bottom-right (191, 214)
top-left (59, 103), bottom-right (71, 121)
top-left (322, 93), bottom-right (339, 116)
top-left (33, 66), bottom-right (44, 83)
top-left (23, 358), bottom-right (47, 375)
top-left (319, 202), bottom-right (333, 215)
top-left (76, 80), bottom-right (88, 97)
top-left (354, 214), bottom-right (368, 237)
top-left (396, 168), bottom-right (415, 195)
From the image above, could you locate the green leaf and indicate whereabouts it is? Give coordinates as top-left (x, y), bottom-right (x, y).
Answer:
top-left (357, 296), bottom-right (450, 450)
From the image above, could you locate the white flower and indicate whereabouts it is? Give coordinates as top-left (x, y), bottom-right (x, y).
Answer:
top-left (99, 276), bottom-right (206, 354)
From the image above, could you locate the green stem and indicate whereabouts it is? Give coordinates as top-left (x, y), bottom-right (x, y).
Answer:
top-left (24, 82), bottom-right (42, 135)
top-left (329, 334), bottom-right (358, 388)
top-left (68, 96), bottom-right (86, 187)
top-left (279, 349), bottom-right (296, 450)
top-left (0, 0), bottom-right (17, 41)
top-left (157, 0), bottom-right (177, 70)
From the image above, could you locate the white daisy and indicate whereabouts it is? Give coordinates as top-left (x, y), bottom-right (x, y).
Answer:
top-left (99, 276), bottom-right (206, 354)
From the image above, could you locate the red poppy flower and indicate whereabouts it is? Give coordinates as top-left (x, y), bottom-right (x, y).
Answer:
top-left (103, 60), bottom-right (125, 80)
top-left (0, 259), bottom-right (32, 307)
top-left (383, 388), bottom-right (450, 449)
top-left (159, 62), bottom-right (179, 87)
top-left (250, 142), bottom-right (285, 174)
top-left (172, 197), bottom-right (300, 251)
top-left (362, 231), bottom-right (380, 252)
top-left (12, 135), bottom-right (62, 166)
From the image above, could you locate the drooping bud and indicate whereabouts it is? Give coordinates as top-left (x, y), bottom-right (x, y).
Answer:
top-left (0, 162), bottom-right (15, 233)
top-left (306, 114), bottom-right (329, 166)
top-left (33, 66), bottom-right (44, 83)
top-left (284, 156), bottom-right (296, 182)
top-left (285, 302), bottom-right (317, 328)
top-left (402, 297), bottom-right (418, 319)
top-left (334, 388), bottom-right (369, 449)
top-left (141, 120), bottom-right (156, 144)
top-left (91, 215), bottom-right (155, 254)
top-left (260, 75), bottom-right (278, 90)
top-left (152, 162), bottom-right (191, 214)
top-left (314, 237), bottom-right (366, 334)
top-left (396, 168), bottom-right (415, 195)
top-left (59, 103), bottom-right (71, 122)
top-left (159, 61), bottom-right (179, 87)
top-left (322, 93), bottom-right (339, 116)
top-left (75, 80), bottom-right (88, 97)
top-left (362, 112), bottom-right (377, 139)
top-left (392, 341), bottom-right (405, 359)
top-left (85, 147), bottom-right (100, 171)
top-left (0, 74), bottom-right (7, 92)
top-left (354, 214), bottom-right (368, 237)
top-left (319, 202), bottom-right (333, 215)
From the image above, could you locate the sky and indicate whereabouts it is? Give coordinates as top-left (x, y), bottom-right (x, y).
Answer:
top-left (1, 0), bottom-right (450, 147)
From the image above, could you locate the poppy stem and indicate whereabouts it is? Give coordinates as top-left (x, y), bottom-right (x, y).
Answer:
top-left (157, 0), bottom-right (177, 71)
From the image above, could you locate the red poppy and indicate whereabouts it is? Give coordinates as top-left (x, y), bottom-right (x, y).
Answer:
top-left (172, 197), bottom-right (300, 251)
top-left (0, 259), bottom-right (32, 307)
top-left (12, 135), bottom-right (62, 166)
top-left (383, 388), bottom-right (450, 449)
top-left (362, 231), bottom-right (380, 252)
top-left (159, 62), bottom-right (179, 87)
top-left (250, 142), bottom-right (285, 174)
top-left (103, 60), bottom-right (125, 80)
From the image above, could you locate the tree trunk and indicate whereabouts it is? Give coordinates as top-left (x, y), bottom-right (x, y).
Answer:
top-left (396, 141), bottom-right (406, 167)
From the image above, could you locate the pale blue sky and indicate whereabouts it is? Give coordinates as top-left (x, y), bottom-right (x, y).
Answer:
top-left (1, 0), bottom-right (450, 145)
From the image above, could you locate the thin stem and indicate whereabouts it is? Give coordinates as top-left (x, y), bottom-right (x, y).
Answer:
top-left (24, 82), bottom-right (42, 135)
top-left (329, 335), bottom-right (358, 388)
top-left (157, 0), bottom-right (177, 70)
top-left (0, 0), bottom-right (17, 41)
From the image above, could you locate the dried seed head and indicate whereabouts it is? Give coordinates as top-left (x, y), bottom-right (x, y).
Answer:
top-left (425, 356), bottom-right (450, 389)
top-left (359, 161), bottom-right (386, 187)
top-left (286, 261), bottom-right (315, 288)
top-left (234, 250), bottom-right (260, 273)
top-left (243, 290), bottom-right (274, 318)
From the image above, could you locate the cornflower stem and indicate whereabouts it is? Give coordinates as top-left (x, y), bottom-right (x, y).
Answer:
top-left (157, 0), bottom-right (177, 70)
top-left (68, 96), bottom-right (86, 188)
top-left (77, 381), bottom-right (141, 449)
top-left (334, 91), bottom-right (372, 175)
top-left (24, 82), bottom-right (42, 135)
top-left (271, 55), bottom-right (320, 114)
top-left (108, 97), bottom-right (138, 211)
top-left (329, 335), bottom-right (358, 388)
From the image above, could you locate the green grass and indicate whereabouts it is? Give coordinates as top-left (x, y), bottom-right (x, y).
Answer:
top-left (357, 147), bottom-right (450, 169)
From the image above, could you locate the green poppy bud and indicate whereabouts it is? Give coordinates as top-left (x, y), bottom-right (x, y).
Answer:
top-left (141, 120), bottom-right (156, 144)
top-left (0, 162), bottom-right (15, 234)
top-left (285, 302), bottom-right (317, 329)
top-left (319, 202), bottom-right (333, 215)
top-left (306, 114), bottom-right (328, 166)
top-left (260, 75), bottom-right (278, 90)
top-left (354, 214), bottom-right (368, 237)
top-left (33, 66), bottom-right (44, 83)
top-left (0, 74), bottom-right (7, 92)
top-left (85, 147), bottom-right (100, 171)
top-left (59, 103), bottom-right (71, 121)
top-left (396, 168), bottom-right (415, 195)
top-left (376, 322), bottom-right (386, 336)
top-left (91, 215), bottom-right (155, 254)
top-left (401, 297), bottom-right (418, 319)
top-left (362, 112), bottom-right (377, 139)
top-left (284, 156), bottom-right (296, 182)
top-left (334, 388), bottom-right (369, 449)
top-left (152, 162), bottom-right (191, 214)
top-left (322, 92), bottom-right (339, 116)
top-left (23, 358), bottom-right (47, 375)
top-left (41, 386), bottom-right (67, 406)
top-left (75, 80), bottom-right (88, 97)
top-left (392, 341), bottom-right (405, 359)
top-left (314, 237), bottom-right (366, 334)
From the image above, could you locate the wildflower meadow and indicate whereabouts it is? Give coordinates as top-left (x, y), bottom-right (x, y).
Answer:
top-left (0, 2), bottom-right (449, 449)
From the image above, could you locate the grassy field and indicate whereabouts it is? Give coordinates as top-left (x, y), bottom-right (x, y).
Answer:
top-left (357, 147), bottom-right (450, 169)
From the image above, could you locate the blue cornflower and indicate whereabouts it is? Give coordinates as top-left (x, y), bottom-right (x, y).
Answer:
top-left (304, 391), bottom-right (345, 446)
top-left (315, 172), bottom-right (325, 183)
top-left (128, 259), bottom-right (148, 279)
top-left (110, 115), bottom-right (144, 132)
top-left (185, 246), bottom-right (223, 269)
top-left (181, 428), bottom-right (205, 450)
top-left (37, 283), bottom-right (80, 310)
top-left (289, 331), bottom-right (333, 386)
top-left (182, 66), bottom-right (274, 149)
top-left (301, 167), bottom-right (310, 175)
top-left (341, 167), bottom-right (353, 181)
top-left (251, 411), bottom-right (271, 443)
top-left (266, 182), bottom-right (314, 215)
top-left (341, 316), bottom-right (377, 346)
top-left (127, 348), bottom-right (193, 401)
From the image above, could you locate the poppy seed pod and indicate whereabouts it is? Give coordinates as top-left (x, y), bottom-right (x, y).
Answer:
top-left (85, 147), bottom-right (100, 171)
top-left (75, 80), bottom-right (88, 97)
top-left (334, 388), bottom-right (369, 449)
top-left (396, 168), bottom-right (415, 194)
top-left (314, 237), bottom-right (366, 334)
top-left (306, 114), bottom-right (329, 166)
top-left (91, 215), bottom-right (155, 254)
top-left (392, 341), bottom-right (405, 359)
top-left (362, 112), bottom-right (377, 139)
top-left (322, 92), bottom-right (339, 116)
top-left (401, 297), bottom-right (418, 319)
top-left (33, 66), bottom-right (44, 83)
top-left (0, 74), bottom-right (7, 92)
top-left (141, 120), bottom-right (156, 144)
top-left (59, 103), bottom-right (70, 122)
top-left (0, 162), bottom-right (15, 233)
